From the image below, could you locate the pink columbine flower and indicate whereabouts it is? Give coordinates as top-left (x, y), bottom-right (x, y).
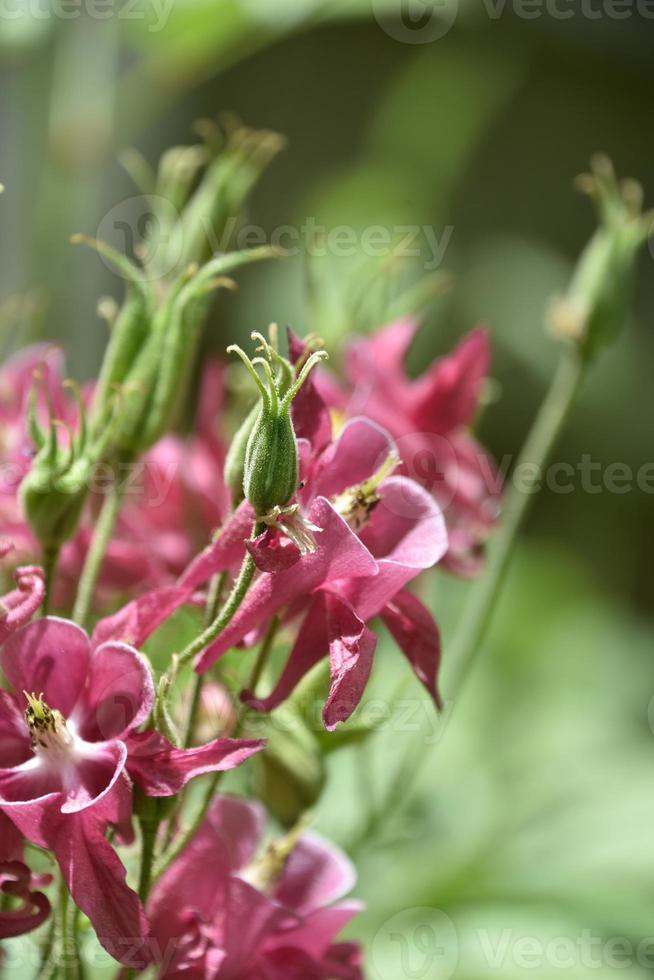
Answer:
top-left (146, 794), bottom-right (363, 979)
top-left (0, 617), bottom-right (263, 964)
top-left (334, 320), bottom-right (501, 576)
top-left (0, 812), bottom-right (52, 940)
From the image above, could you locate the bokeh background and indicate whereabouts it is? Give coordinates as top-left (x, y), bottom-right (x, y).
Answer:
top-left (2, 3), bottom-right (653, 977)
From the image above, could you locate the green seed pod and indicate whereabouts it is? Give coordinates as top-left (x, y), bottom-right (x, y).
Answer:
top-left (223, 400), bottom-right (259, 502)
top-left (227, 333), bottom-right (327, 518)
top-left (547, 155), bottom-right (652, 361)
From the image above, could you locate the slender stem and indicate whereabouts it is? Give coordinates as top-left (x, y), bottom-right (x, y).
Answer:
top-left (182, 571), bottom-right (228, 750)
top-left (42, 544), bottom-right (60, 616)
top-left (246, 614), bottom-right (280, 697)
top-left (58, 878), bottom-right (81, 980)
top-left (72, 480), bottom-right (123, 627)
top-left (35, 919), bottom-right (57, 980)
top-left (446, 345), bottom-right (585, 699)
top-left (153, 614), bottom-right (281, 883)
top-left (175, 522), bottom-right (263, 669)
top-left (137, 819), bottom-right (158, 903)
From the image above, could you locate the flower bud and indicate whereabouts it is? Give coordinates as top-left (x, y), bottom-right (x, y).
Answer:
top-left (547, 155), bottom-right (652, 360)
top-left (228, 333), bottom-right (327, 518)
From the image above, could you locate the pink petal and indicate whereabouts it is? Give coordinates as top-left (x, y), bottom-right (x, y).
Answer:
top-left (409, 325), bottom-right (490, 433)
top-left (287, 328), bottom-right (332, 453)
top-left (179, 500), bottom-right (255, 591)
top-left (91, 585), bottom-right (190, 650)
top-left (265, 902), bottom-right (363, 962)
top-left (246, 530), bottom-right (301, 573)
top-left (274, 832), bottom-right (357, 914)
top-left (322, 604), bottom-right (376, 732)
top-left (0, 690), bottom-right (32, 767)
top-left (1, 617), bottom-right (90, 717)
top-left (196, 498), bottom-right (377, 673)
top-left (124, 731), bottom-right (264, 797)
top-left (0, 860), bottom-right (51, 939)
top-left (50, 808), bottom-right (150, 968)
top-left (0, 812), bottom-right (23, 861)
top-left (60, 739), bottom-right (128, 815)
top-left (381, 590), bottom-right (443, 708)
top-left (74, 642), bottom-right (154, 741)
top-left (310, 418), bottom-right (395, 501)
top-left (204, 795), bottom-right (266, 871)
top-left (346, 319), bottom-right (417, 392)
top-left (0, 565), bottom-right (45, 643)
top-left (344, 476), bottom-right (447, 621)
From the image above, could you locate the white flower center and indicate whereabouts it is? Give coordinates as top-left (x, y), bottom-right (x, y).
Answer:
top-left (23, 691), bottom-right (74, 759)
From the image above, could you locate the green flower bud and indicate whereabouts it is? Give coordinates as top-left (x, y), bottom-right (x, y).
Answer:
top-left (20, 381), bottom-right (92, 551)
top-left (223, 400), bottom-right (259, 502)
top-left (547, 155), bottom-right (652, 360)
top-left (228, 333), bottom-right (327, 518)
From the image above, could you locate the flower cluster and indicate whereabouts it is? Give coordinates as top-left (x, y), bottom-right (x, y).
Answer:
top-left (0, 119), bottom-right (506, 976)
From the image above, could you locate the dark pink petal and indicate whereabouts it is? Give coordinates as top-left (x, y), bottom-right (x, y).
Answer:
top-left (0, 565), bottom-right (45, 643)
top-left (287, 328), bottom-right (332, 454)
top-left (50, 809), bottom-right (150, 968)
top-left (265, 903), bottom-right (363, 963)
top-left (346, 319), bottom-right (417, 393)
top-left (215, 876), bottom-right (290, 975)
top-left (380, 590), bottom-right (443, 708)
top-left (74, 642), bottom-right (154, 741)
top-left (274, 833), bottom-right (357, 914)
top-left (196, 498), bottom-right (377, 673)
top-left (244, 593), bottom-right (377, 731)
top-left (91, 585), bottom-right (190, 650)
top-left (179, 499), bottom-right (255, 591)
top-left (322, 603), bottom-right (376, 732)
top-left (0, 617), bottom-right (90, 717)
top-left (0, 812), bottom-right (23, 861)
top-left (124, 731), bottom-right (264, 796)
top-left (409, 325), bottom-right (490, 433)
top-left (0, 860), bottom-right (51, 939)
top-left (204, 795), bottom-right (266, 871)
top-left (344, 476), bottom-right (447, 621)
top-left (310, 418), bottom-right (395, 501)
top-left (246, 529), bottom-right (301, 573)
top-left (0, 690), bottom-right (32, 767)
top-left (321, 941), bottom-right (364, 980)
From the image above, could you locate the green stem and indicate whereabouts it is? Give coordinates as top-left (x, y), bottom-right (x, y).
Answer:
top-left (153, 613), bottom-right (280, 883)
top-left (35, 919), bottom-right (57, 980)
top-left (42, 544), bottom-right (60, 616)
top-left (72, 480), bottom-right (123, 627)
top-left (446, 345), bottom-right (585, 699)
top-left (182, 571), bottom-right (228, 750)
top-left (58, 878), bottom-right (81, 980)
top-left (137, 819), bottom-right (158, 904)
top-left (175, 522), bottom-right (264, 670)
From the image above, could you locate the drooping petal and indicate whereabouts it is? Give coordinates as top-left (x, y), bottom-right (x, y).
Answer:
top-left (0, 690), bottom-right (32, 767)
top-left (196, 499), bottom-right (377, 673)
top-left (0, 617), bottom-right (90, 717)
top-left (0, 812), bottom-right (23, 861)
top-left (0, 565), bottom-right (45, 643)
top-left (0, 860), bottom-right (51, 939)
top-left (246, 529), bottom-right (301, 573)
top-left (124, 731), bottom-right (264, 797)
top-left (73, 642), bottom-right (154, 742)
top-left (380, 590), bottom-right (443, 708)
top-left (287, 328), bottom-right (332, 454)
top-left (322, 603), bottom-right (377, 732)
top-left (49, 808), bottom-right (150, 968)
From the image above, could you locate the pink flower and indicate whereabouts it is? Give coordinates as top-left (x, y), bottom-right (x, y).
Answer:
top-left (0, 618), bottom-right (264, 964)
top-left (0, 812), bottom-right (52, 940)
top-left (146, 795), bottom-right (363, 979)
top-left (179, 412), bottom-right (447, 728)
top-left (337, 320), bottom-right (501, 576)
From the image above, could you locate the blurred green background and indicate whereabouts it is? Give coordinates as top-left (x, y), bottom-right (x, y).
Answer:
top-left (1, 2), bottom-right (653, 977)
